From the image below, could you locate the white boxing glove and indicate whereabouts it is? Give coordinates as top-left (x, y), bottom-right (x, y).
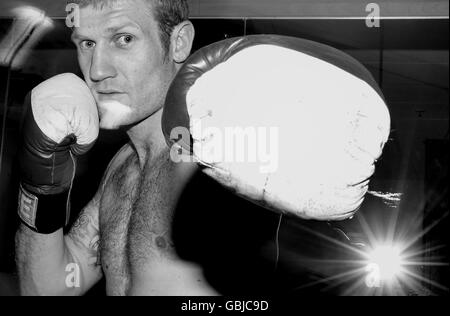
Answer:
top-left (163, 35), bottom-right (391, 221)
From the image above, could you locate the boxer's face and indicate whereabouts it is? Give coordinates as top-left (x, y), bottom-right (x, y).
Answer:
top-left (72, 0), bottom-right (176, 129)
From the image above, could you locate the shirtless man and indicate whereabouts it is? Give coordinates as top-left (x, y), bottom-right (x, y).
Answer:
top-left (15, 0), bottom-right (218, 295)
top-left (14, 0), bottom-right (392, 296)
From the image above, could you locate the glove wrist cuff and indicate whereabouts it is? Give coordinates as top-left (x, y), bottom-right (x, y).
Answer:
top-left (18, 184), bottom-right (70, 234)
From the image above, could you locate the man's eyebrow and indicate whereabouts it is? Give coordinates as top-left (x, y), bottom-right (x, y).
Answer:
top-left (71, 22), bottom-right (141, 42)
top-left (105, 22), bottom-right (141, 34)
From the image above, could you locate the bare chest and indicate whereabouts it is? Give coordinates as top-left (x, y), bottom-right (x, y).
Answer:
top-left (98, 151), bottom-right (178, 295)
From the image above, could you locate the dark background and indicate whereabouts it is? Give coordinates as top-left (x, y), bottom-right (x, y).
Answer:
top-left (0, 3), bottom-right (448, 296)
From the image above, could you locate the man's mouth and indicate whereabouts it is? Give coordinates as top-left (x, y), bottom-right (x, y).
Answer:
top-left (96, 90), bottom-right (124, 95)
top-left (95, 90), bottom-right (127, 103)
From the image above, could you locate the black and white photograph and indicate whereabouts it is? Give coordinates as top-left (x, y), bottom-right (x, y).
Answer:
top-left (0, 0), bottom-right (448, 301)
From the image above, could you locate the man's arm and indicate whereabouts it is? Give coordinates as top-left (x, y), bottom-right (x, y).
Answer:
top-left (15, 193), bottom-right (103, 296)
top-left (15, 142), bottom-right (131, 296)
top-left (14, 73), bottom-right (102, 295)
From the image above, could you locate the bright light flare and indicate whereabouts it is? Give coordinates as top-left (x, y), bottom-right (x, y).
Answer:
top-left (366, 245), bottom-right (405, 288)
top-left (286, 208), bottom-right (448, 295)
top-left (366, 244), bottom-right (405, 282)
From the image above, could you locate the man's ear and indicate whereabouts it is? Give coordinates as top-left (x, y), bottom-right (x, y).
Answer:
top-left (170, 21), bottom-right (195, 64)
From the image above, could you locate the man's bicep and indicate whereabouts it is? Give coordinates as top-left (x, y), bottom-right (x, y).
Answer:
top-left (64, 196), bottom-right (103, 292)
top-left (66, 197), bottom-right (101, 265)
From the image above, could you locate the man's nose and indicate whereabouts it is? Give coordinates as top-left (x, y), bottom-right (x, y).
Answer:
top-left (89, 44), bottom-right (116, 82)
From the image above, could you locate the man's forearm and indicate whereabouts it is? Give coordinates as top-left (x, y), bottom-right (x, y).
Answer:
top-left (15, 224), bottom-right (75, 296)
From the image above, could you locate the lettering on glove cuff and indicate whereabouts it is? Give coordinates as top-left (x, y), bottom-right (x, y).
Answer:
top-left (18, 184), bottom-right (70, 234)
top-left (18, 184), bottom-right (38, 230)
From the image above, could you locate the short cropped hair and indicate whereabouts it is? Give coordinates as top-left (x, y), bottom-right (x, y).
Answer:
top-left (68, 0), bottom-right (189, 54)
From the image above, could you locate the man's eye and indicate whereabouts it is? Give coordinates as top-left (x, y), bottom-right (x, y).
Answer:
top-left (116, 35), bottom-right (134, 47)
top-left (79, 40), bottom-right (95, 50)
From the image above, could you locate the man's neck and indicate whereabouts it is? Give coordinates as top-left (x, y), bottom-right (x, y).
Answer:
top-left (127, 108), bottom-right (168, 169)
